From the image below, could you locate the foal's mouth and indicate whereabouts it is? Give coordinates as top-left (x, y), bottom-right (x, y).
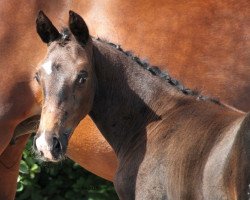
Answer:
top-left (33, 145), bottom-right (68, 163)
top-left (33, 144), bottom-right (68, 163)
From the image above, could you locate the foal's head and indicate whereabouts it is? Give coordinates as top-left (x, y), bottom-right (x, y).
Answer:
top-left (34, 11), bottom-right (95, 161)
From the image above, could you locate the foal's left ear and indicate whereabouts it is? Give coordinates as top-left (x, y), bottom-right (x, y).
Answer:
top-left (69, 10), bottom-right (89, 45)
top-left (36, 11), bottom-right (60, 44)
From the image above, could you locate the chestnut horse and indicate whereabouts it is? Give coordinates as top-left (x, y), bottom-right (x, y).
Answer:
top-left (34, 11), bottom-right (250, 199)
top-left (0, 0), bottom-right (249, 199)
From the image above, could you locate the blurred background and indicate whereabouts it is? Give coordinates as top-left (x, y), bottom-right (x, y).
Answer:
top-left (16, 138), bottom-right (118, 200)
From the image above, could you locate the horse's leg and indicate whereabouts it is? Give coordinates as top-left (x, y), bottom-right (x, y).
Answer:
top-left (0, 124), bottom-right (16, 155)
top-left (0, 134), bottom-right (30, 200)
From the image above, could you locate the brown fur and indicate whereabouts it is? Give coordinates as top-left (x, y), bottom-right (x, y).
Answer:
top-left (0, 1), bottom-right (249, 199)
top-left (35, 12), bottom-right (250, 199)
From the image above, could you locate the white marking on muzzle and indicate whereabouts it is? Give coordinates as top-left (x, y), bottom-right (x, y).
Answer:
top-left (42, 60), bottom-right (53, 75)
top-left (35, 131), bottom-right (53, 160)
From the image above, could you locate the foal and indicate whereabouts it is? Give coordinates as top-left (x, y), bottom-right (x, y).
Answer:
top-left (34, 11), bottom-right (250, 199)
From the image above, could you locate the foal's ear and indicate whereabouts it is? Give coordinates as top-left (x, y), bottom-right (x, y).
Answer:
top-left (36, 11), bottom-right (60, 44)
top-left (69, 10), bottom-right (89, 45)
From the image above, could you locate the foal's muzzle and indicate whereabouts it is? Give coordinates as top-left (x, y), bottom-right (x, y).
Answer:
top-left (34, 133), bottom-right (66, 162)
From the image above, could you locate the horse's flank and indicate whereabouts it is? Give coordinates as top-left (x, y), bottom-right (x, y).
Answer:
top-left (72, 0), bottom-right (250, 111)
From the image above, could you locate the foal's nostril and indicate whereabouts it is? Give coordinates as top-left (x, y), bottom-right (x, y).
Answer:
top-left (52, 137), bottom-right (61, 153)
top-left (39, 151), bottom-right (44, 157)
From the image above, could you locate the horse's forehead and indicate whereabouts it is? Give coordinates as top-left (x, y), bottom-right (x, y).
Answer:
top-left (47, 43), bottom-right (88, 63)
top-left (41, 53), bottom-right (88, 76)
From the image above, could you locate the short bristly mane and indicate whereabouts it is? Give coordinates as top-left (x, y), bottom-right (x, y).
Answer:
top-left (60, 28), bottom-right (221, 106)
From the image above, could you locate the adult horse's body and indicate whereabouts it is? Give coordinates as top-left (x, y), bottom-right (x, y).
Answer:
top-left (0, 0), bottom-right (249, 199)
top-left (72, 0), bottom-right (250, 111)
top-left (34, 11), bottom-right (250, 199)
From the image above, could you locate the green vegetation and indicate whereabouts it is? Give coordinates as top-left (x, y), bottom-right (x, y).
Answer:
top-left (16, 139), bottom-right (118, 200)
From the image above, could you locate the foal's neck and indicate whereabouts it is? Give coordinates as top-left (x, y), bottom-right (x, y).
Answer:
top-left (90, 40), bottom-right (183, 157)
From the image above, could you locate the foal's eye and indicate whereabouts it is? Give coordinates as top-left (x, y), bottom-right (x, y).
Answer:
top-left (75, 71), bottom-right (88, 86)
top-left (34, 72), bottom-right (40, 83)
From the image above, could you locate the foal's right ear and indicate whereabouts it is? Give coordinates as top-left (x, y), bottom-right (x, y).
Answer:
top-left (69, 10), bottom-right (89, 45)
top-left (36, 11), bottom-right (60, 44)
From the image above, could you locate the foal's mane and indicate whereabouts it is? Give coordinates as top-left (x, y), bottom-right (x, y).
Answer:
top-left (60, 28), bottom-right (221, 106)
